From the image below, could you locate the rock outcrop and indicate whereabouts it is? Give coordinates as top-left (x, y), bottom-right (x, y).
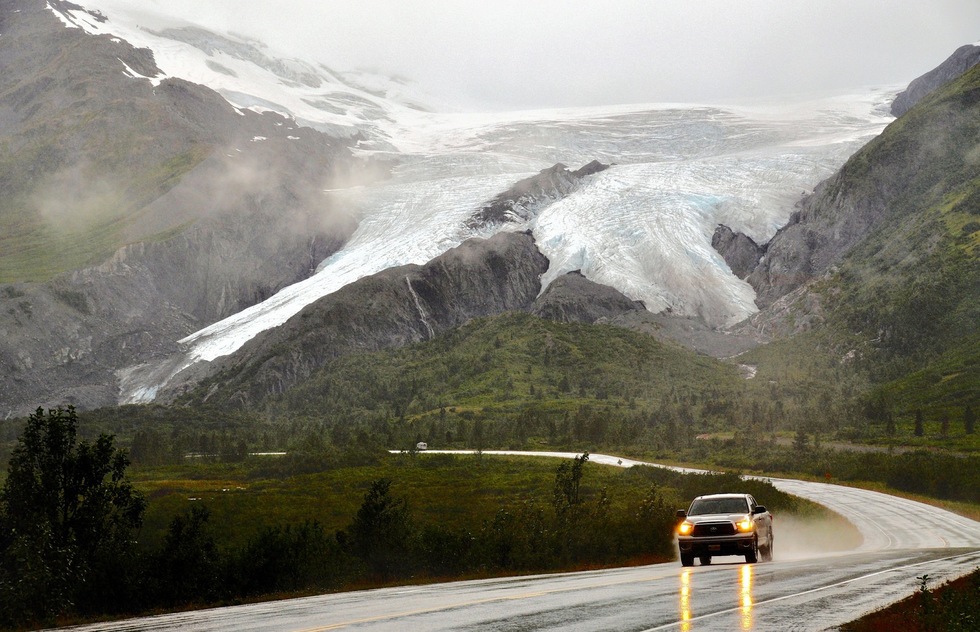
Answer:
top-left (711, 225), bottom-right (765, 279)
top-left (466, 161), bottom-right (608, 229)
top-left (891, 43), bottom-right (980, 117)
top-left (531, 271), bottom-right (645, 324)
top-left (168, 231), bottom-right (550, 406)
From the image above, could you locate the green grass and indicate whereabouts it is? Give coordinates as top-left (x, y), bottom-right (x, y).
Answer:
top-left (133, 454), bottom-right (634, 551)
top-left (130, 452), bottom-right (838, 554)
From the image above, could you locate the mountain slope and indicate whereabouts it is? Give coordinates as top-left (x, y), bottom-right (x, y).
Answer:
top-left (262, 311), bottom-right (743, 428)
top-left (739, 63), bottom-right (980, 415)
top-left (0, 0), bottom-right (360, 416)
top-left (746, 64), bottom-right (980, 309)
top-left (890, 43), bottom-right (980, 117)
top-left (168, 232), bottom-right (551, 407)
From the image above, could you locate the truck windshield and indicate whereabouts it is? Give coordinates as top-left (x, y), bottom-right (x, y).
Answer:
top-left (689, 497), bottom-right (749, 515)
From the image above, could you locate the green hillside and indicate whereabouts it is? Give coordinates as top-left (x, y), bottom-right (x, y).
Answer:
top-left (0, 7), bottom-right (216, 282)
top-left (255, 312), bottom-right (745, 451)
top-left (0, 145), bottom-right (210, 282)
top-left (822, 66), bottom-right (979, 417)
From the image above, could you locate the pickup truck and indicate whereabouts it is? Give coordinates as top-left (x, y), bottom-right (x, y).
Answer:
top-left (675, 493), bottom-right (773, 566)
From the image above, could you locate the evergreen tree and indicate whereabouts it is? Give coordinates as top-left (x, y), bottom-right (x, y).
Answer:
top-left (965, 406), bottom-right (975, 435)
top-left (0, 407), bottom-right (145, 626)
top-left (346, 479), bottom-right (411, 579)
top-left (153, 505), bottom-right (223, 607)
top-left (914, 409), bottom-right (925, 437)
top-left (793, 425), bottom-right (809, 452)
top-left (553, 452), bottom-right (589, 518)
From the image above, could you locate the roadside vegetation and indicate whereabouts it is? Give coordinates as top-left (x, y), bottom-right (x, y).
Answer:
top-left (0, 406), bottom-right (844, 629)
top-left (841, 569), bottom-right (980, 632)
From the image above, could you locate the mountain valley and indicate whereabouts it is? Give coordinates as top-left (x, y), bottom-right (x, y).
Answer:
top-left (1, 3), bottom-right (979, 628)
top-left (0, 0), bottom-right (976, 444)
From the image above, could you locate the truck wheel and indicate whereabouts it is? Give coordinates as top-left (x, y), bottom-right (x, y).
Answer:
top-left (699, 555), bottom-right (711, 566)
top-left (745, 537), bottom-right (758, 564)
top-left (680, 552), bottom-right (694, 567)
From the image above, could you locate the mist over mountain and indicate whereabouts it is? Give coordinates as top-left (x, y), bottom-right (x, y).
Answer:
top-left (0, 0), bottom-right (363, 414)
top-left (0, 0), bottom-right (977, 419)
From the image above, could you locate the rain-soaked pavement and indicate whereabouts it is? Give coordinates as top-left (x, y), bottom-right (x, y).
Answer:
top-left (58, 452), bottom-right (980, 631)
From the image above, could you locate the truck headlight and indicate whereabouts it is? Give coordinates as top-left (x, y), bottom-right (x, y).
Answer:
top-left (678, 521), bottom-right (694, 536)
top-left (736, 516), bottom-right (754, 532)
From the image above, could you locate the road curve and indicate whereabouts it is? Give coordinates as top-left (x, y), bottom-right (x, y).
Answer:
top-left (58, 451), bottom-right (980, 632)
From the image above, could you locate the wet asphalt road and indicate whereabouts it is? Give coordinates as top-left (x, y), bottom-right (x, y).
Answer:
top-left (59, 452), bottom-right (980, 631)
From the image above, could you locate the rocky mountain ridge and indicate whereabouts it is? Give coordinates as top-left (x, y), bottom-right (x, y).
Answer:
top-left (890, 43), bottom-right (980, 117)
top-left (163, 230), bottom-right (648, 407)
top-left (466, 161), bottom-right (608, 230)
top-left (0, 0), bottom-right (361, 416)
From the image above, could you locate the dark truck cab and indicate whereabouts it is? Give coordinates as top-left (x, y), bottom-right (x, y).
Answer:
top-left (676, 493), bottom-right (773, 566)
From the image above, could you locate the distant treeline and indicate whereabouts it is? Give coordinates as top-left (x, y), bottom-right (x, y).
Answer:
top-left (695, 437), bottom-right (980, 504)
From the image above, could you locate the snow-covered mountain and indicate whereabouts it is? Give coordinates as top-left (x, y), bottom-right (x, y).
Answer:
top-left (45, 0), bottom-right (436, 149)
top-left (46, 1), bottom-right (895, 403)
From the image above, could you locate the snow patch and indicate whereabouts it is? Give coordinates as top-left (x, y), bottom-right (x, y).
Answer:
top-left (117, 58), bottom-right (162, 85)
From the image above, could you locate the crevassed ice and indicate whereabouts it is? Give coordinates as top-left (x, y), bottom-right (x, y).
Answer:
top-left (174, 98), bottom-right (892, 377)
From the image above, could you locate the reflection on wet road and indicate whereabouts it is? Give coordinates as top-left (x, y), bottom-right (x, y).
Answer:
top-left (679, 568), bottom-right (692, 631)
top-left (677, 567), bottom-right (754, 631)
top-left (739, 564), bottom-right (752, 631)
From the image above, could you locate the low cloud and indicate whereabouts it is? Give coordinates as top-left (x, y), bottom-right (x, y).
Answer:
top-left (31, 163), bottom-right (127, 234)
top-left (88, 0), bottom-right (980, 110)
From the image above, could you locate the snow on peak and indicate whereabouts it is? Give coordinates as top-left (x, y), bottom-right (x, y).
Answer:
top-left (54, 0), bottom-right (441, 149)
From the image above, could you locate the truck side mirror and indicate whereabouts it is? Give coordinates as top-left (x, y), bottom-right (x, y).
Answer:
top-left (676, 509), bottom-right (687, 518)
top-left (752, 505), bottom-right (767, 514)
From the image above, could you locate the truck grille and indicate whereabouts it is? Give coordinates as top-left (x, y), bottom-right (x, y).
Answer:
top-left (692, 522), bottom-right (736, 537)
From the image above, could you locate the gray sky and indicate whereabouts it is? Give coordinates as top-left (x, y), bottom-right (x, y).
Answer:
top-left (151, 0), bottom-right (980, 109)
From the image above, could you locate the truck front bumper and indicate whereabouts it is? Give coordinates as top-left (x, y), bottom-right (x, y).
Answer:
top-left (678, 534), bottom-right (755, 557)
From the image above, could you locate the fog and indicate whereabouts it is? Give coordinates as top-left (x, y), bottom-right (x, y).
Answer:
top-left (103, 0), bottom-right (980, 110)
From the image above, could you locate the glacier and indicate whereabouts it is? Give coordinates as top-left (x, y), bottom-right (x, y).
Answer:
top-left (51, 1), bottom-right (895, 403)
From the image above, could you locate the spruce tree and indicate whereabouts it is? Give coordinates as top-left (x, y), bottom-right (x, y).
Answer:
top-left (0, 407), bottom-right (145, 625)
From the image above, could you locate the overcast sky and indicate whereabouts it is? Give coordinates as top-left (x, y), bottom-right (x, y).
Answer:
top-left (141, 0), bottom-right (980, 110)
